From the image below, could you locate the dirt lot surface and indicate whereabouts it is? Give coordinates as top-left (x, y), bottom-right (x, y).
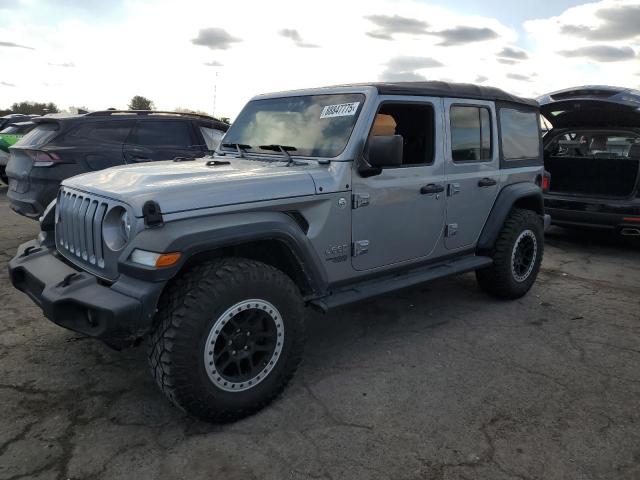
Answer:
top-left (0, 185), bottom-right (639, 480)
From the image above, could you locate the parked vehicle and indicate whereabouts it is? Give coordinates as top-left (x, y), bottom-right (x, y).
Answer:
top-left (9, 82), bottom-right (548, 422)
top-left (0, 114), bottom-right (37, 131)
top-left (6, 110), bottom-right (229, 218)
top-left (539, 86), bottom-right (640, 236)
top-left (0, 121), bottom-right (37, 184)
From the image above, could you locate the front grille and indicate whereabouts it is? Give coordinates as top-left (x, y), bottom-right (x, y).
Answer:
top-left (56, 188), bottom-right (109, 268)
top-left (54, 186), bottom-right (130, 281)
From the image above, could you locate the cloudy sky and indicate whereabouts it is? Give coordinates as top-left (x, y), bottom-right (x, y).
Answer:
top-left (1, 0), bottom-right (639, 119)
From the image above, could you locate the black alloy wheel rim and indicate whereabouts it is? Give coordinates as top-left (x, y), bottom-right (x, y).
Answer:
top-left (204, 299), bottom-right (284, 392)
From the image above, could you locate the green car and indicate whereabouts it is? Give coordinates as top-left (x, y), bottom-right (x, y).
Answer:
top-left (0, 121), bottom-right (36, 184)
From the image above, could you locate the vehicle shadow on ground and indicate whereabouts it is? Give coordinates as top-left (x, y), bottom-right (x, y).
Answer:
top-left (545, 225), bottom-right (639, 250)
top-left (69, 274), bottom-right (482, 440)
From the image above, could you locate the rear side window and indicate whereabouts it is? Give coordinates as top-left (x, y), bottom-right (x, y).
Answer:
top-left (14, 123), bottom-right (59, 147)
top-left (67, 122), bottom-right (132, 143)
top-left (450, 106), bottom-right (492, 162)
top-left (500, 109), bottom-right (540, 160)
top-left (129, 121), bottom-right (193, 147)
top-left (200, 126), bottom-right (225, 150)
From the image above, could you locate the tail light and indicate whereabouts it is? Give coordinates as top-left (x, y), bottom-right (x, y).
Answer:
top-left (542, 170), bottom-right (551, 193)
top-left (24, 150), bottom-right (62, 167)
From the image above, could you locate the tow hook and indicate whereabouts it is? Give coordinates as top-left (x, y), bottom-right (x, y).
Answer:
top-left (58, 272), bottom-right (81, 288)
top-left (20, 245), bottom-right (41, 258)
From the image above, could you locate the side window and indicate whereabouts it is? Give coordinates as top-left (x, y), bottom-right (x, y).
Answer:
top-left (369, 103), bottom-right (435, 166)
top-left (499, 109), bottom-right (540, 160)
top-left (450, 106), bottom-right (492, 162)
top-left (130, 121), bottom-right (193, 147)
top-left (67, 122), bottom-right (132, 143)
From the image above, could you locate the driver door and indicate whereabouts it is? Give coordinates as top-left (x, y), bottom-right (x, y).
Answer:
top-left (351, 98), bottom-right (446, 271)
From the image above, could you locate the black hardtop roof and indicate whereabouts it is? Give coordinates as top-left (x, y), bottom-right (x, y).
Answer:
top-left (343, 81), bottom-right (538, 108)
top-left (34, 110), bottom-right (229, 131)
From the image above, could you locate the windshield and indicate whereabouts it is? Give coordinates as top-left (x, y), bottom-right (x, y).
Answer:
top-left (222, 94), bottom-right (365, 158)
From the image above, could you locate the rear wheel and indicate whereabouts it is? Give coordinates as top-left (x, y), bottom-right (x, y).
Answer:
top-left (0, 167), bottom-right (7, 185)
top-left (148, 257), bottom-right (306, 423)
top-left (476, 208), bottom-right (543, 299)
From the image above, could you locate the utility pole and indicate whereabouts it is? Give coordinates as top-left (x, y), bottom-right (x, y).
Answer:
top-left (213, 71), bottom-right (219, 118)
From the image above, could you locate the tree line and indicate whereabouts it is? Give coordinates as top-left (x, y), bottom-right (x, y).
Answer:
top-left (1, 96), bottom-right (229, 122)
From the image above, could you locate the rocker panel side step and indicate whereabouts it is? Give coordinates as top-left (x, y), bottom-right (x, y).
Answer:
top-left (311, 255), bottom-right (493, 312)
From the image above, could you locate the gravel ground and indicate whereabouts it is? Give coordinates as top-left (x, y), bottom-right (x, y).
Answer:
top-left (0, 185), bottom-right (639, 480)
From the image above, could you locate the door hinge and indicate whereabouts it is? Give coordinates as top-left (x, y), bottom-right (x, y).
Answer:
top-left (352, 193), bottom-right (370, 209)
top-left (352, 240), bottom-right (370, 256)
top-left (448, 183), bottom-right (461, 196)
top-left (446, 223), bottom-right (459, 237)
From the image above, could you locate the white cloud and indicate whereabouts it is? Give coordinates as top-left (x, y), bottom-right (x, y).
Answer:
top-left (524, 0), bottom-right (640, 94)
top-left (0, 0), bottom-right (638, 118)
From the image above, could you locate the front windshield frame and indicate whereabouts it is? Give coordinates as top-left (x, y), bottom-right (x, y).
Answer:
top-left (221, 93), bottom-right (366, 160)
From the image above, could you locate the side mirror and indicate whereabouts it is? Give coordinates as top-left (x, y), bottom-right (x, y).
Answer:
top-left (368, 135), bottom-right (403, 168)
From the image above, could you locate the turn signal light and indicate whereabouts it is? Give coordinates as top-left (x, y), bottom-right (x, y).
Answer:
top-left (155, 252), bottom-right (182, 267)
top-left (130, 249), bottom-right (182, 268)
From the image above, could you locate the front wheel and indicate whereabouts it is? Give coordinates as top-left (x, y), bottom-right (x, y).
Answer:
top-left (0, 166), bottom-right (7, 185)
top-left (476, 208), bottom-right (544, 299)
top-left (148, 257), bottom-right (306, 423)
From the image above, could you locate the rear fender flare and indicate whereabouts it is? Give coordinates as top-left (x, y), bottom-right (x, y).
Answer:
top-left (477, 183), bottom-right (544, 252)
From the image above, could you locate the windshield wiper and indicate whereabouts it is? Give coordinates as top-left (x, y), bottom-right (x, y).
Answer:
top-left (259, 144), bottom-right (298, 166)
top-left (222, 143), bottom-right (252, 158)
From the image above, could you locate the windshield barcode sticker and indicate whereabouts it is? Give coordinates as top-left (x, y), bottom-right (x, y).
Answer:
top-left (320, 102), bottom-right (360, 119)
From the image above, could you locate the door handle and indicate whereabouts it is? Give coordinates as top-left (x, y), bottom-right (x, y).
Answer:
top-left (420, 184), bottom-right (445, 195)
top-left (478, 177), bottom-right (497, 187)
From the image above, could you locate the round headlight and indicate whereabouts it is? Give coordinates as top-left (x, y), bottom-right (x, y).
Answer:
top-left (103, 206), bottom-right (130, 251)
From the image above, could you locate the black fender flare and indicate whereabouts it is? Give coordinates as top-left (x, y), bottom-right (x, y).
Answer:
top-left (118, 211), bottom-right (328, 294)
top-left (477, 183), bottom-right (544, 252)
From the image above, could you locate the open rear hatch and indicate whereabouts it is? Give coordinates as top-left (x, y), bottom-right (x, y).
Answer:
top-left (539, 86), bottom-right (640, 129)
top-left (539, 86), bottom-right (640, 198)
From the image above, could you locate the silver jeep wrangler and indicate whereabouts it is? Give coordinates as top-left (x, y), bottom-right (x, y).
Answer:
top-left (9, 82), bottom-right (549, 422)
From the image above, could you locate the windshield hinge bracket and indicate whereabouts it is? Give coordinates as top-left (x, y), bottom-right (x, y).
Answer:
top-left (352, 193), bottom-right (370, 209)
top-left (352, 240), bottom-right (370, 257)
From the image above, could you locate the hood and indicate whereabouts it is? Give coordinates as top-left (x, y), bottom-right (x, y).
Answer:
top-left (63, 158), bottom-right (321, 216)
top-left (539, 86), bottom-right (640, 129)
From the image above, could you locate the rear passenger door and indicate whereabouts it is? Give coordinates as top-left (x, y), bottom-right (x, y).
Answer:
top-left (443, 99), bottom-right (500, 250)
top-left (123, 120), bottom-right (203, 163)
top-left (61, 120), bottom-right (134, 170)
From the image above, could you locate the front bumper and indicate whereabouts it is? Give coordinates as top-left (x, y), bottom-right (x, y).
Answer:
top-left (9, 240), bottom-right (165, 349)
top-left (545, 195), bottom-right (640, 231)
